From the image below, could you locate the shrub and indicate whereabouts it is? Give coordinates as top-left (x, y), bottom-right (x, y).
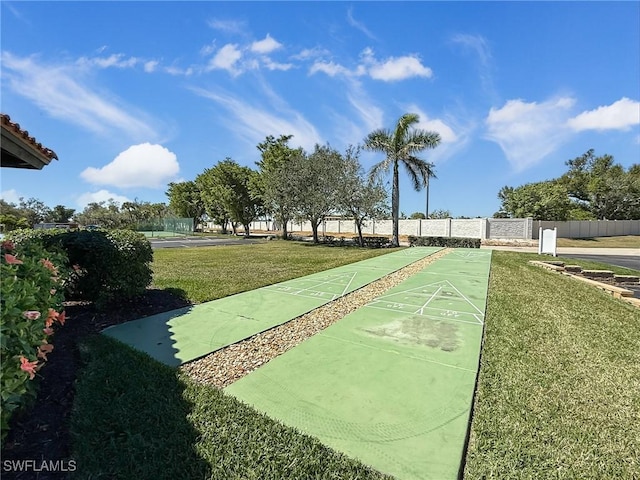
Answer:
top-left (407, 236), bottom-right (481, 248)
top-left (0, 240), bottom-right (67, 443)
top-left (7, 229), bottom-right (153, 306)
top-left (351, 236), bottom-right (392, 248)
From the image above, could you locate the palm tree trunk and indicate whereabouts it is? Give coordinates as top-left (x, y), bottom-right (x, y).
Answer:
top-left (392, 160), bottom-right (400, 247)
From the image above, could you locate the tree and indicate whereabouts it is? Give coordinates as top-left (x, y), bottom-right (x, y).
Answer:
top-left (197, 159), bottom-right (262, 236)
top-left (364, 113), bottom-right (440, 247)
top-left (289, 144), bottom-right (345, 244)
top-left (17, 197), bottom-right (51, 226)
top-left (255, 135), bottom-right (303, 239)
top-left (337, 146), bottom-right (389, 246)
top-left (409, 212), bottom-right (426, 219)
top-left (429, 209), bottom-right (452, 219)
top-left (74, 200), bottom-right (127, 228)
top-left (561, 149), bottom-right (640, 220)
top-left (166, 181), bottom-right (205, 228)
top-left (46, 205), bottom-right (76, 223)
top-left (497, 181), bottom-right (574, 220)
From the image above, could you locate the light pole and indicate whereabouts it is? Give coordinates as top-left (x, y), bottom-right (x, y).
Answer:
top-left (425, 176), bottom-right (430, 219)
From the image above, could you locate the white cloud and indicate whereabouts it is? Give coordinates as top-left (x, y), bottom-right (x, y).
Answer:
top-left (207, 19), bottom-right (247, 35)
top-left (262, 57), bottom-right (293, 71)
top-left (144, 60), bottom-right (159, 73)
top-left (76, 190), bottom-right (131, 208)
top-left (1, 52), bottom-right (158, 140)
top-left (485, 97), bottom-right (575, 171)
top-left (309, 61), bottom-right (352, 77)
top-left (76, 190), bottom-right (131, 209)
top-left (291, 47), bottom-right (331, 61)
top-left (451, 33), bottom-right (496, 99)
top-left (568, 97), bottom-right (640, 131)
top-left (77, 53), bottom-right (138, 69)
top-left (347, 7), bottom-right (377, 40)
top-left (80, 143), bottom-right (180, 189)
top-left (250, 34), bottom-right (282, 54)
top-left (309, 49), bottom-right (432, 82)
top-left (368, 55), bottom-right (432, 82)
top-left (1, 189), bottom-right (21, 204)
top-left (191, 87), bottom-right (322, 151)
top-left (207, 44), bottom-right (242, 75)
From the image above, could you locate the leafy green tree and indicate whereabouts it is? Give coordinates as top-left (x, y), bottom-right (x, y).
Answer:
top-left (497, 181), bottom-right (573, 220)
top-left (197, 159), bottom-right (262, 236)
top-left (75, 200), bottom-right (127, 228)
top-left (290, 144), bottom-right (345, 244)
top-left (337, 146), bottom-right (389, 246)
top-left (17, 197), bottom-right (51, 226)
top-left (429, 209), bottom-right (452, 219)
top-left (561, 149), bottom-right (640, 220)
top-left (46, 205), bottom-right (76, 223)
top-left (409, 212), bottom-right (426, 219)
top-left (364, 113), bottom-right (440, 247)
top-left (166, 181), bottom-right (205, 228)
top-left (255, 135), bottom-right (303, 239)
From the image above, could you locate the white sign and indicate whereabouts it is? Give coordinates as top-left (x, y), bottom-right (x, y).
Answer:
top-left (538, 227), bottom-right (557, 257)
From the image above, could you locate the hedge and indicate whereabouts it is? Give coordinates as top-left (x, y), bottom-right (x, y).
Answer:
top-left (7, 229), bottom-right (153, 307)
top-left (407, 236), bottom-right (481, 248)
top-left (0, 240), bottom-right (67, 443)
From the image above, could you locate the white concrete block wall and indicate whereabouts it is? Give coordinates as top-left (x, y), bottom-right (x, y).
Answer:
top-left (488, 218), bottom-right (532, 239)
top-left (534, 220), bottom-right (640, 238)
top-left (420, 219), bottom-right (449, 237)
top-left (450, 219), bottom-right (484, 238)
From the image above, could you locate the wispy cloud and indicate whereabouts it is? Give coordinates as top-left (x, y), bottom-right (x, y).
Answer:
top-left (0, 189), bottom-right (21, 204)
top-left (485, 97), bottom-right (575, 171)
top-left (207, 18), bottom-right (247, 36)
top-left (191, 86), bottom-right (322, 151)
top-left (347, 7), bottom-right (377, 40)
top-left (206, 43), bottom-right (243, 75)
top-left (76, 190), bottom-right (131, 208)
top-left (451, 33), bottom-right (497, 100)
top-left (250, 34), bottom-right (282, 54)
top-left (309, 48), bottom-right (432, 82)
top-left (81, 143), bottom-right (180, 189)
top-left (291, 47), bottom-right (331, 61)
top-left (76, 53), bottom-right (139, 69)
top-left (568, 97), bottom-right (640, 131)
top-left (1, 52), bottom-right (159, 141)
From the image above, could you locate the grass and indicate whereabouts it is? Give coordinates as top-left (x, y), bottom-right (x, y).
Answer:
top-left (464, 251), bottom-right (640, 479)
top-left (69, 245), bottom-right (640, 479)
top-left (151, 240), bottom-right (400, 303)
top-left (553, 255), bottom-right (640, 276)
top-left (556, 235), bottom-right (640, 248)
top-left (72, 336), bottom-right (392, 480)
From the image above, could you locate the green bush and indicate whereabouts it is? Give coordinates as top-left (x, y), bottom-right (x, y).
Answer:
top-left (407, 236), bottom-right (481, 248)
top-left (0, 240), bottom-right (67, 443)
top-left (7, 229), bottom-right (153, 306)
top-left (351, 236), bottom-right (392, 248)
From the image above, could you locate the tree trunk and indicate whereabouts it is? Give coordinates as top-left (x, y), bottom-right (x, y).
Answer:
top-left (355, 219), bottom-right (364, 247)
top-left (311, 218), bottom-right (320, 243)
top-left (243, 223), bottom-right (250, 237)
top-left (391, 160), bottom-right (400, 247)
top-left (279, 211), bottom-right (289, 240)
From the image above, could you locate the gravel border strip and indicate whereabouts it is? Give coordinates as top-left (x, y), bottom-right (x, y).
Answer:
top-left (181, 248), bottom-right (452, 388)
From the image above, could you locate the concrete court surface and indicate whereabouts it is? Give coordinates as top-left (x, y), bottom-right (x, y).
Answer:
top-left (226, 249), bottom-right (493, 480)
top-left (102, 247), bottom-right (441, 366)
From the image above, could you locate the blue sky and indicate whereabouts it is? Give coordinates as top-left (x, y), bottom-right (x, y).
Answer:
top-left (2, 1), bottom-right (639, 218)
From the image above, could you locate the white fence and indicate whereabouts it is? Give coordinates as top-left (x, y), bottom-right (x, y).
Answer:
top-left (533, 220), bottom-right (640, 239)
top-left (218, 218), bottom-right (535, 240)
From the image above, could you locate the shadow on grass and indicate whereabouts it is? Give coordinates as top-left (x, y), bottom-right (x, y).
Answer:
top-left (71, 335), bottom-right (211, 479)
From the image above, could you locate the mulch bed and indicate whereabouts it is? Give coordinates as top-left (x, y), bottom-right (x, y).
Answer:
top-left (1, 289), bottom-right (191, 480)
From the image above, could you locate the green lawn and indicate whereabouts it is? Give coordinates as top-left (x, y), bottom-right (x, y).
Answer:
top-left (69, 245), bottom-right (640, 479)
top-left (151, 241), bottom-right (400, 303)
top-left (556, 235), bottom-right (640, 248)
top-left (464, 251), bottom-right (640, 479)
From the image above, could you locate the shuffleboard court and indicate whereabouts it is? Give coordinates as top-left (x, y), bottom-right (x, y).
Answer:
top-left (226, 248), bottom-right (492, 480)
top-left (102, 247), bottom-right (441, 366)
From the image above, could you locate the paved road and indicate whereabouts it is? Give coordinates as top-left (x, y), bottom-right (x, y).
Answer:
top-left (560, 254), bottom-right (639, 271)
top-left (149, 236), bottom-right (267, 249)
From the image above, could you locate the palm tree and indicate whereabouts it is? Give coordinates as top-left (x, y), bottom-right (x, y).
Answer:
top-left (364, 113), bottom-right (441, 247)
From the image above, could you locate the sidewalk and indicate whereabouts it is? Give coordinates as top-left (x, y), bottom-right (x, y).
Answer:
top-left (481, 245), bottom-right (639, 256)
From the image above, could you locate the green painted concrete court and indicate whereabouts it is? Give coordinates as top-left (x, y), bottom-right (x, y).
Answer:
top-left (103, 248), bottom-right (492, 479)
top-left (103, 247), bottom-right (442, 366)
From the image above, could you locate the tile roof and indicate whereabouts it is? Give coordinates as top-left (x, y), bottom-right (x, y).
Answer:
top-left (1, 113), bottom-right (58, 161)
